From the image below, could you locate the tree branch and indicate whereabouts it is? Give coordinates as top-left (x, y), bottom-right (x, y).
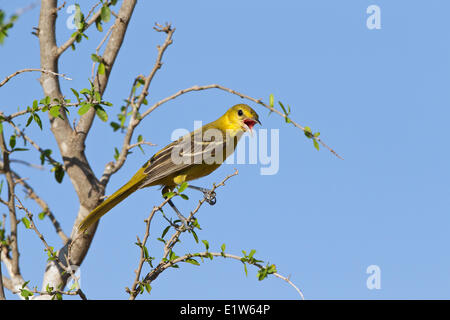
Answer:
top-left (100, 23), bottom-right (175, 186)
top-left (37, 0), bottom-right (138, 299)
top-left (158, 251), bottom-right (304, 300)
top-left (128, 170), bottom-right (238, 299)
top-left (0, 160), bottom-right (68, 244)
top-left (56, 1), bottom-right (105, 57)
top-left (0, 244), bottom-right (5, 300)
top-left (15, 196), bottom-right (87, 300)
top-left (140, 84), bottom-right (342, 159)
top-left (75, 0), bottom-right (137, 142)
top-left (0, 68), bottom-right (71, 88)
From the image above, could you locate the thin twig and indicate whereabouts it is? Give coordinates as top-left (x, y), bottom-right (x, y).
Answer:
top-left (6, 120), bottom-right (61, 168)
top-left (162, 251), bottom-right (304, 300)
top-left (15, 197), bottom-right (87, 300)
top-left (127, 140), bottom-right (156, 151)
top-left (0, 68), bottom-right (71, 88)
top-left (100, 24), bottom-right (175, 185)
top-left (91, 24), bottom-right (115, 82)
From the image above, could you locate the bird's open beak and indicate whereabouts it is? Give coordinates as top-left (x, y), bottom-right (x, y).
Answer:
top-left (242, 118), bottom-right (261, 135)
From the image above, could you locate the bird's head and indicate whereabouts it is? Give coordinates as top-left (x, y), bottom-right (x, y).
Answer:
top-left (226, 104), bottom-right (261, 133)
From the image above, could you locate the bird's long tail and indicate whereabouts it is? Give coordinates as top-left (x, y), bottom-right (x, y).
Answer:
top-left (78, 177), bottom-right (143, 232)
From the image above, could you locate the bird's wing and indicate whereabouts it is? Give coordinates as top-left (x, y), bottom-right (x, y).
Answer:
top-left (141, 130), bottom-right (228, 187)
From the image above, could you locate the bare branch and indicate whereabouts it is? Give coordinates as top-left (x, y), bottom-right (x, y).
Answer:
top-left (90, 23), bottom-right (115, 82)
top-left (100, 24), bottom-right (175, 186)
top-left (16, 174), bottom-right (68, 244)
top-left (0, 68), bottom-right (71, 88)
top-left (140, 84), bottom-right (342, 159)
top-left (127, 140), bottom-right (156, 151)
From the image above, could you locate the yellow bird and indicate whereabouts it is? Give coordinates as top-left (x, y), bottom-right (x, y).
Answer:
top-left (78, 104), bottom-right (260, 232)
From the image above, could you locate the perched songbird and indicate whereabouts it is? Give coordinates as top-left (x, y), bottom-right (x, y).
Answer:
top-left (78, 104), bottom-right (260, 232)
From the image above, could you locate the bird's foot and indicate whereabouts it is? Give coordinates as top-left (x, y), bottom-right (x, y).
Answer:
top-left (203, 190), bottom-right (216, 205)
top-left (188, 185), bottom-right (216, 205)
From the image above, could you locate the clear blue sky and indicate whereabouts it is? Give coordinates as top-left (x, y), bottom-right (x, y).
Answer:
top-left (1, 0), bottom-right (450, 299)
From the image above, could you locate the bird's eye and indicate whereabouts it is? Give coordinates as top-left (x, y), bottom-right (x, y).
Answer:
top-left (238, 109), bottom-right (243, 116)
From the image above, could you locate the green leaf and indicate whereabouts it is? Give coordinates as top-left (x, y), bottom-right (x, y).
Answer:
top-left (101, 5), bottom-right (111, 22)
top-left (190, 230), bottom-right (199, 243)
top-left (38, 211), bottom-right (46, 220)
top-left (304, 126), bottom-right (313, 138)
top-left (54, 165), bottom-right (64, 183)
top-left (94, 105), bottom-right (108, 122)
top-left (91, 53), bottom-right (101, 63)
top-left (313, 139), bottom-right (320, 151)
top-left (40, 149), bottom-right (52, 165)
top-left (202, 240), bottom-right (209, 251)
top-left (279, 101), bottom-right (288, 115)
top-left (78, 102), bottom-right (92, 116)
top-left (95, 16), bottom-right (103, 32)
top-left (267, 264), bottom-right (277, 274)
top-left (114, 147), bottom-right (120, 161)
top-left (20, 289), bottom-right (33, 300)
top-left (42, 96), bottom-right (51, 106)
top-left (179, 194), bottom-right (189, 200)
top-left (184, 258), bottom-right (200, 266)
top-left (22, 217), bottom-right (31, 229)
top-left (26, 115), bottom-right (33, 127)
top-left (269, 94), bottom-right (274, 108)
top-left (49, 106), bottom-right (61, 118)
top-left (110, 122), bottom-right (120, 132)
top-left (98, 62), bottom-right (105, 75)
top-left (169, 250), bottom-right (177, 261)
top-left (161, 225), bottom-right (170, 238)
top-left (143, 246), bottom-right (149, 259)
top-left (178, 182), bottom-right (188, 193)
top-left (74, 4), bottom-right (84, 30)
top-left (71, 88), bottom-right (80, 100)
top-left (32, 100), bottom-right (38, 110)
top-left (257, 268), bottom-right (267, 281)
top-left (94, 91), bottom-right (101, 103)
top-left (163, 191), bottom-right (175, 199)
top-left (33, 114), bottom-right (43, 130)
top-left (79, 88), bottom-right (91, 95)
top-left (9, 134), bottom-right (16, 149)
